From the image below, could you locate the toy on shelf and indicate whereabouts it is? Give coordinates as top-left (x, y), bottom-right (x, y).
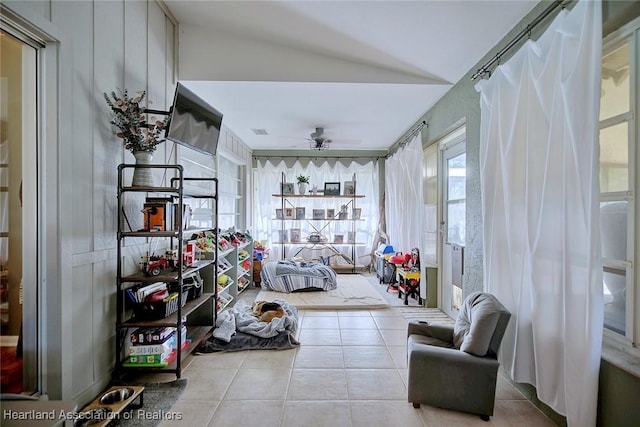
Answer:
top-left (191, 230), bottom-right (217, 256)
top-left (219, 227), bottom-right (252, 247)
top-left (218, 235), bottom-right (231, 252)
top-left (141, 252), bottom-right (176, 276)
top-left (240, 258), bottom-right (252, 271)
top-left (182, 242), bottom-right (195, 267)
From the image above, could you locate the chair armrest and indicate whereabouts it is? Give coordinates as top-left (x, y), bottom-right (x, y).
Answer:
top-left (407, 320), bottom-right (454, 343)
top-left (409, 340), bottom-right (499, 369)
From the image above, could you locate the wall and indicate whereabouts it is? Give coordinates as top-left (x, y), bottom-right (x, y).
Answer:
top-left (2, 0), bottom-right (177, 406)
top-left (401, 1), bottom-right (640, 425)
top-left (598, 360), bottom-right (640, 427)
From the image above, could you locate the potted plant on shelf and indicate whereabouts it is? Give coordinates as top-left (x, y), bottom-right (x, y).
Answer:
top-left (296, 175), bottom-right (310, 195)
top-left (104, 88), bottom-right (168, 186)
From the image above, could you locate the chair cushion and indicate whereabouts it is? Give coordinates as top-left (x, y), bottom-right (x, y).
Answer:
top-left (409, 333), bottom-right (454, 349)
top-left (453, 292), bottom-right (504, 357)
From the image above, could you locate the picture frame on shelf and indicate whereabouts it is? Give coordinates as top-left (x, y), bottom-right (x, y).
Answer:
top-left (275, 209), bottom-right (284, 219)
top-left (326, 208), bottom-right (335, 219)
top-left (295, 207), bottom-right (306, 220)
top-left (334, 234), bottom-right (344, 243)
top-left (280, 182), bottom-right (295, 195)
top-left (278, 229), bottom-right (288, 243)
top-left (352, 208), bottom-right (362, 220)
top-left (324, 182), bottom-right (341, 196)
top-left (290, 228), bottom-right (301, 243)
top-left (308, 233), bottom-right (322, 243)
top-left (348, 231), bottom-right (356, 243)
top-left (284, 207), bottom-right (295, 219)
top-left (343, 181), bottom-right (356, 195)
top-left (313, 209), bottom-right (325, 220)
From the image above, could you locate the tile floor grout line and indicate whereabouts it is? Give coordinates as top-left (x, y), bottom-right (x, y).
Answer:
top-left (170, 279), bottom-right (557, 427)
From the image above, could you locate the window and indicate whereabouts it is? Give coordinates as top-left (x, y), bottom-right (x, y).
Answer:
top-left (217, 156), bottom-right (243, 230)
top-left (600, 20), bottom-right (637, 348)
top-left (178, 147), bottom-right (217, 229)
top-left (177, 147), bottom-right (245, 231)
top-left (446, 152), bottom-right (466, 247)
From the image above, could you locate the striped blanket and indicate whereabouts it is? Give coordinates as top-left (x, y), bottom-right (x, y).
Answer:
top-left (260, 260), bottom-right (337, 293)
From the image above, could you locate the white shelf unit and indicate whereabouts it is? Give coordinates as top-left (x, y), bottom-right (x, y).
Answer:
top-left (216, 238), bottom-right (253, 310)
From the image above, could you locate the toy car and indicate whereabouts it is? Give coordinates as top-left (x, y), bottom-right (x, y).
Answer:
top-left (142, 255), bottom-right (174, 276)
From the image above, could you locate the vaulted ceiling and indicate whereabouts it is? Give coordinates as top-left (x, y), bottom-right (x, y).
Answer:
top-left (164, 0), bottom-right (538, 151)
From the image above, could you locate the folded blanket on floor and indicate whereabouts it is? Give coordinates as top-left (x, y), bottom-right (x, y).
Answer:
top-left (261, 260), bottom-right (337, 293)
top-left (275, 260), bottom-right (334, 280)
top-left (211, 299), bottom-right (298, 343)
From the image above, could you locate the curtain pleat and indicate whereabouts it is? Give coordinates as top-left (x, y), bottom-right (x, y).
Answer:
top-left (476, 1), bottom-right (602, 426)
top-left (384, 132), bottom-right (423, 254)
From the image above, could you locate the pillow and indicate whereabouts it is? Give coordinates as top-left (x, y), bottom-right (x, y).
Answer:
top-left (453, 292), bottom-right (501, 357)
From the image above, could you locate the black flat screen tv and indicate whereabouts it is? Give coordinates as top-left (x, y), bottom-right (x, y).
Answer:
top-left (166, 82), bottom-right (223, 156)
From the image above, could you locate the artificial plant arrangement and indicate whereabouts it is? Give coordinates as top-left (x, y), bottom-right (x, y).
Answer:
top-left (103, 88), bottom-right (168, 153)
top-left (296, 175), bottom-right (310, 184)
top-left (296, 174), bottom-right (310, 195)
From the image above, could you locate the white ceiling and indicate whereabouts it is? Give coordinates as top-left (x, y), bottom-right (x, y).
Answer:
top-left (163, 0), bottom-right (538, 151)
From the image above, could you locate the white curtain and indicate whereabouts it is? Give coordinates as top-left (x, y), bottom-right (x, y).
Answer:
top-left (476, 1), bottom-right (602, 427)
top-left (385, 131), bottom-right (423, 254)
top-left (254, 158), bottom-right (380, 265)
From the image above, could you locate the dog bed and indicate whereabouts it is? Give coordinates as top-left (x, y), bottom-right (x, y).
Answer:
top-left (196, 299), bottom-right (299, 352)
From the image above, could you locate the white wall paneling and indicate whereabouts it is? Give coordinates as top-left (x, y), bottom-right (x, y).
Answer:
top-left (2, 0), bottom-right (178, 406)
top-left (58, 0), bottom-right (93, 256)
top-left (94, 1), bottom-right (124, 254)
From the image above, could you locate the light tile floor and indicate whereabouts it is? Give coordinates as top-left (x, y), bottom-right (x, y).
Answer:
top-left (161, 281), bottom-right (557, 427)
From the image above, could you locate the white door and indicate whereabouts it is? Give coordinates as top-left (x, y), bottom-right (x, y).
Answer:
top-left (439, 129), bottom-right (466, 319)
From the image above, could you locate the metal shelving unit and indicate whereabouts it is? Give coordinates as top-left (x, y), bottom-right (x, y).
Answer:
top-left (115, 163), bottom-right (218, 379)
top-left (273, 173), bottom-right (365, 273)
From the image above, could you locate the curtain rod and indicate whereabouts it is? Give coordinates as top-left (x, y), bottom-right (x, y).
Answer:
top-left (471, 0), bottom-right (565, 80)
top-left (387, 120), bottom-right (427, 158)
top-left (252, 155), bottom-right (384, 160)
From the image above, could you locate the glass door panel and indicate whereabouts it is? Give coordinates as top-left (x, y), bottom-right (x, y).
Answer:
top-left (440, 133), bottom-right (466, 318)
top-left (446, 153), bottom-right (466, 247)
top-left (0, 29), bottom-right (37, 395)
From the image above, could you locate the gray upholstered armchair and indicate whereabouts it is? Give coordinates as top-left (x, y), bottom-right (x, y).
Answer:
top-left (407, 291), bottom-right (511, 421)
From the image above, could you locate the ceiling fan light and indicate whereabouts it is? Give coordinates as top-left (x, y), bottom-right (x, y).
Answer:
top-left (310, 142), bottom-right (328, 150)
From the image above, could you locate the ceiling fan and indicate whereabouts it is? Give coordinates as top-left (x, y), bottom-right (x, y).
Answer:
top-left (308, 127), bottom-right (332, 150)
top-left (277, 126), bottom-right (360, 150)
